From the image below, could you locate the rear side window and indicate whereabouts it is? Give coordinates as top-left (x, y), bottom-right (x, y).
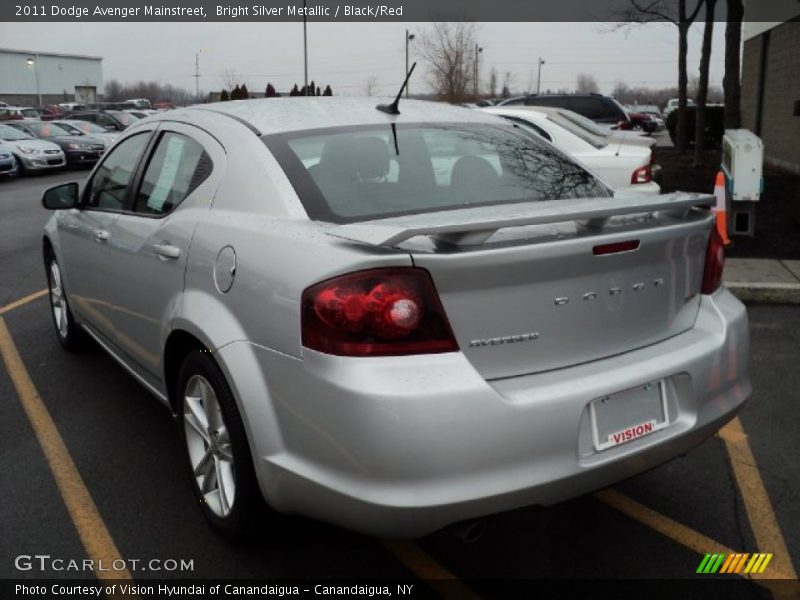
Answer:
top-left (265, 123), bottom-right (610, 224)
top-left (132, 132), bottom-right (212, 216)
top-left (501, 116), bottom-right (553, 142)
top-left (85, 133), bottom-right (150, 210)
top-left (524, 96), bottom-right (564, 108)
top-left (568, 97), bottom-right (623, 122)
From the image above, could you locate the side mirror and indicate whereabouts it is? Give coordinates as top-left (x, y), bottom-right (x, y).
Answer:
top-left (104, 125), bottom-right (117, 131)
top-left (42, 182), bottom-right (79, 210)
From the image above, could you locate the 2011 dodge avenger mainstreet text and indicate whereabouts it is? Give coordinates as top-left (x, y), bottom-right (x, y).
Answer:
top-left (40, 97), bottom-right (750, 538)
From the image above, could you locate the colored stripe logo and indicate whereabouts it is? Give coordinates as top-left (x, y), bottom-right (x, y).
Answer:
top-left (697, 553), bottom-right (773, 574)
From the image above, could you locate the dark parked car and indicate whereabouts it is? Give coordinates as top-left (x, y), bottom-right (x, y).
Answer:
top-left (496, 93), bottom-right (631, 131)
top-left (6, 121), bottom-right (105, 167)
top-left (62, 109), bottom-right (138, 131)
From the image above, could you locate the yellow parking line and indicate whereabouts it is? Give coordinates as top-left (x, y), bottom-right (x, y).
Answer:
top-left (0, 317), bottom-right (134, 586)
top-left (0, 288), bottom-right (47, 316)
top-left (718, 417), bottom-right (797, 581)
top-left (381, 540), bottom-right (482, 600)
top-left (596, 488), bottom-right (737, 556)
top-left (595, 488), bottom-right (797, 583)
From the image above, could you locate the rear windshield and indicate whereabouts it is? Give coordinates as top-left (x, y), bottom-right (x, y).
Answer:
top-left (21, 109), bottom-right (40, 118)
top-left (264, 123), bottom-right (611, 224)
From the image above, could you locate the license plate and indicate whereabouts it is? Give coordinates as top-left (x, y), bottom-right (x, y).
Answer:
top-left (590, 380), bottom-right (669, 451)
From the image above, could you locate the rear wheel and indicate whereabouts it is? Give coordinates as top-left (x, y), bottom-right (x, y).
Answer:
top-left (177, 350), bottom-right (263, 539)
top-left (45, 251), bottom-right (86, 350)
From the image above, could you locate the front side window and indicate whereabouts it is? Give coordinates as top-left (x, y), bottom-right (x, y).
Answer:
top-left (85, 133), bottom-right (150, 210)
top-left (132, 132), bottom-right (212, 216)
top-left (265, 123), bottom-right (611, 224)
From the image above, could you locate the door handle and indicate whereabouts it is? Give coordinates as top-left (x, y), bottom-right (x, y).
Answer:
top-left (94, 229), bottom-right (110, 242)
top-left (153, 243), bottom-right (181, 260)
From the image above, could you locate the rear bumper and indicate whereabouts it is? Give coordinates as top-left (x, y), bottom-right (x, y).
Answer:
top-left (217, 288), bottom-right (749, 537)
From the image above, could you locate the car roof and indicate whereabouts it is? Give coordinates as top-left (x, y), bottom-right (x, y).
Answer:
top-left (183, 97), bottom-right (502, 136)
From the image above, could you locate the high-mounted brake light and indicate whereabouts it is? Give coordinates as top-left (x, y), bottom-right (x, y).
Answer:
top-left (631, 164), bottom-right (652, 184)
top-left (301, 267), bottom-right (458, 357)
top-left (701, 227), bottom-right (725, 294)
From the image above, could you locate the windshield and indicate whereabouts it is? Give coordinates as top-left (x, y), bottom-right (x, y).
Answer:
top-left (0, 124), bottom-right (34, 141)
top-left (60, 121), bottom-right (106, 134)
top-left (107, 111), bottom-right (138, 126)
top-left (546, 112), bottom-right (608, 150)
top-left (265, 123), bottom-right (611, 224)
top-left (25, 122), bottom-right (73, 137)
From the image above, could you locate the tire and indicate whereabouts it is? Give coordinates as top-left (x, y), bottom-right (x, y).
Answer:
top-left (177, 350), bottom-right (263, 539)
top-left (45, 250), bottom-right (87, 351)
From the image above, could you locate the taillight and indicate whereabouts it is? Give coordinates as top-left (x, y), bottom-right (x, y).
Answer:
top-left (301, 267), bottom-right (459, 356)
top-left (701, 227), bottom-right (725, 294)
top-left (631, 165), bottom-right (652, 184)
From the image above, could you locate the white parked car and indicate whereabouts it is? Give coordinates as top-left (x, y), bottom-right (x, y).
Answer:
top-left (482, 106), bottom-right (661, 195)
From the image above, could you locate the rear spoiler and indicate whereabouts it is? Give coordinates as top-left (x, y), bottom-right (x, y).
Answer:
top-left (325, 192), bottom-right (714, 247)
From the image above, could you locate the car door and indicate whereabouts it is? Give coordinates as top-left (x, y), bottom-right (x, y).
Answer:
top-left (56, 130), bottom-right (153, 346)
top-left (102, 123), bottom-right (224, 387)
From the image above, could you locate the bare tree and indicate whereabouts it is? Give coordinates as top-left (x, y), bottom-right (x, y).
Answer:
top-left (501, 70), bottom-right (515, 98)
top-left (618, 0), bottom-right (706, 154)
top-left (104, 79), bottom-right (124, 101)
top-left (364, 75), bottom-right (379, 96)
top-left (417, 22), bottom-right (478, 103)
top-left (576, 73), bottom-right (600, 94)
top-left (693, 0), bottom-right (717, 166)
top-left (723, 0), bottom-right (743, 128)
top-left (489, 66), bottom-right (498, 98)
top-left (220, 68), bottom-right (243, 92)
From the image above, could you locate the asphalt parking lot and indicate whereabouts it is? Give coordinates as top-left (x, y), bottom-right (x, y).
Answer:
top-left (0, 170), bottom-right (797, 599)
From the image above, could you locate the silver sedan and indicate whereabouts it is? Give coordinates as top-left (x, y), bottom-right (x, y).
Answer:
top-left (41, 98), bottom-right (750, 538)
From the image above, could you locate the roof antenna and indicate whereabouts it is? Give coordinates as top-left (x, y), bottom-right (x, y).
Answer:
top-left (376, 62), bottom-right (417, 115)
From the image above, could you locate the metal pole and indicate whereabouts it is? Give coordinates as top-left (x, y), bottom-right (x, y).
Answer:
top-left (34, 54), bottom-right (42, 105)
top-left (405, 30), bottom-right (409, 98)
top-left (194, 52), bottom-right (200, 99)
top-left (536, 57), bottom-right (543, 95)
top-left (303, 0), bottom-right (308, 95)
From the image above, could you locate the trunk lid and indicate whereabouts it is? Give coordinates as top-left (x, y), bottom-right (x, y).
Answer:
top-left (327, 193), bottom-right (714, 380)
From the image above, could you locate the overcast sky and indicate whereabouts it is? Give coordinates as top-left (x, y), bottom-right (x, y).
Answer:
top-left (0, 21), bottom-right (726, 96)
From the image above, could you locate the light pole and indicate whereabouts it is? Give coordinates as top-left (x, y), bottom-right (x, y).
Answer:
top-left (474, 45), bottom-right (483, 98)
top-left (303, 0), bottom-right (308, 94)
top-left (194, 49), bottom-right (207, 101)
top-left (27, 56), bottom-right (41, 106)
top-left (405, 30), bottom-right (415, 98)
top-left (536, 57), bottom-right (545, 95)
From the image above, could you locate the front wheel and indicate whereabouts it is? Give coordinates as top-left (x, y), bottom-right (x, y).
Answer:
top-left (45, 251), bottom-right (86, 350)
top-left (177, 350), bottom-right (264, 539)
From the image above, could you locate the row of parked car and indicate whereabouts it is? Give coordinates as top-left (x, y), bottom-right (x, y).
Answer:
top-left (474, 93), bottom-right (668, 135)
top-left (0, 106), bottom-right (162, 179)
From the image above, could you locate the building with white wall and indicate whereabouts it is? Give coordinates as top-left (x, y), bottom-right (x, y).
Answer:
top-left (0, 48), bottom-right (103, 106)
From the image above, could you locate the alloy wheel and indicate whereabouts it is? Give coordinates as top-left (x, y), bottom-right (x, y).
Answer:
top-left (183, 374), bottom-right (236, 517)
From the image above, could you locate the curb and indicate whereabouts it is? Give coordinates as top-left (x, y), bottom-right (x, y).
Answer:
top-left (726, 282), bottom-right (800, 305)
